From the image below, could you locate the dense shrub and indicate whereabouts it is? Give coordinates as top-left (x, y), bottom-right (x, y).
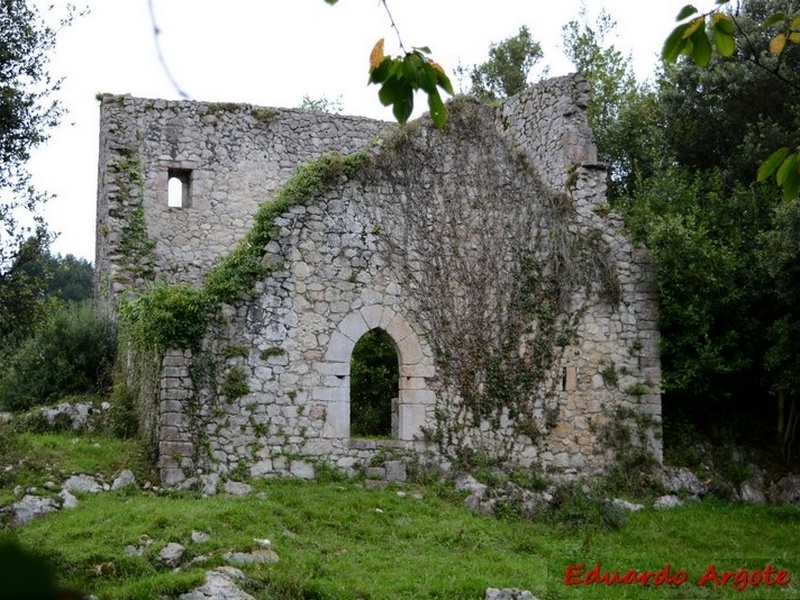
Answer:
top-left (0, 302), bottom-right (116, 411)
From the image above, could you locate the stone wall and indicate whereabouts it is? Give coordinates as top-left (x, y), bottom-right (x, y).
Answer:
top-left (95, 97), bottom-right (384, 307)
top-left (96, 74), bottom-right (661, 486)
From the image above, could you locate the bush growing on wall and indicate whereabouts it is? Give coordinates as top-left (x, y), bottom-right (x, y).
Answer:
top-left (0, 302), bottom-right (116, 411)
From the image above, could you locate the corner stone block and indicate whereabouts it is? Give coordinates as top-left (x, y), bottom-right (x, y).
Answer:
top-left (160, 468), bottom-right (186, 487)
top-left (322, 401), bottom-right (349, 438)
top-left (324, 330), bottom-right (356, 362)
top-left (398, 403), bottom-right (427, 440)
top-left (338, 310), bottom-right (370, 342)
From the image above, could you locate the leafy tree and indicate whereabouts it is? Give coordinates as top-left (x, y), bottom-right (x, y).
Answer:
top-left (467, 26), bottom-right (544, 102)
top-left (0, 0), bottom-right (68, 347)
top-left (20, 252), bottom-right (94, 303)
top-left (758, 197), bottom-right (800, 455)
top-left (663, 0), bottom-right (800, 198)
top-left (563, 9), bottom-right (668, 200)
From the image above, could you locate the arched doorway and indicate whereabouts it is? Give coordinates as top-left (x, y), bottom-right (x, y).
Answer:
top-left (350, 328), bottom-right (399, 438)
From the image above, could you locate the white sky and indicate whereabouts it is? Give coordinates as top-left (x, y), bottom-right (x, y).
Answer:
top-left (27, 0), bottom-right (698, 263)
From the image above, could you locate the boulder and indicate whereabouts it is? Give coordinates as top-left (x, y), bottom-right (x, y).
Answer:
top-left (653, 494), bottom-right (683, 510)
top-left (200, 474), bottom-right (220, 497)
top-left (611, 498), bottom-right (644, 512)
top-left (10, 495), bottom-right (59, 525)
top-left (223, 549), bottom-right (279, 566)
top-left (191, 530), bottom-right (211, 544)
top-left (769, 474), bottom-right (800, 505)
top-left (111, 469), bottom-right (136, 491)
top-left (58, 489), bottom-right (78, 509)
top-left (454, 473), bottom-right (487, 496)
top-left (158, 543), bottom-right (185, 569)
top-left (660, 466), bottom-right (707, 497)
top-left (739, 481), bottom-right (767, 504)
top-left (40, 402), bottom-right (95, 431)
top-left (62, 474), bottom-right (103, 494)
top-left (223, 481), bottom-right (252, 496)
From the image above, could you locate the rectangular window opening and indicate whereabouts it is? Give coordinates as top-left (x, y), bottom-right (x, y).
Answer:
top-left (167, 168), bottom-right (192, 208)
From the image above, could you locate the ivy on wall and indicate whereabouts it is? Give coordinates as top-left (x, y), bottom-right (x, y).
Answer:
top-left (369, 98), bottom-right (621, 464)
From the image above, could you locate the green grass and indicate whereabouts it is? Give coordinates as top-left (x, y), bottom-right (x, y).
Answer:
top-left (3, 432), bottom-right (800, 599)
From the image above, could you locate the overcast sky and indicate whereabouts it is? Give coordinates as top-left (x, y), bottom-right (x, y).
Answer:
top-left (27, 0), bottom-right (694, 263)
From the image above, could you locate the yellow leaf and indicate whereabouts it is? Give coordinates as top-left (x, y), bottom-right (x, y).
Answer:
top-left (683, 17), bottom-right (705, 39)
top-left (789, 31), bottom-right (800, 44)
top-left (792, 15), bottom-right (800, 28)
top-left (770, 32), bottom-right (787, 54)
top-left (369, 38), bottom-right (384, 70)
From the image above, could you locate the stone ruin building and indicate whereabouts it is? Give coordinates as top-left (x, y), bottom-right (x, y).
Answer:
top-left (95, 74), bottom-right (662, 487)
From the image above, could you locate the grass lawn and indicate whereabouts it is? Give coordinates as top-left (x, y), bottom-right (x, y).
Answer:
top-left (2, 432), bottom-right (799, 599)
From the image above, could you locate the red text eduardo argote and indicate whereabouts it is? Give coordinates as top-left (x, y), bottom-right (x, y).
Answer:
top-left (564, 562), bottom-right (791, 591)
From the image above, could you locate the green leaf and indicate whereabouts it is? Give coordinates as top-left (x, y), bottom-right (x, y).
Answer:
top-left (691, 28), bottom-right (713, 66)
top-left (418, 63), bottom-right (439, 94)
top-left (776, 152), bottom-right (797, 186)
top-left (377, 77), bottom-right (402, 106)
top-left (757, 147), bottom-right (791, 181)
top-left (677, 4), bottom-right (699, 20)
top-left (392, 89), bottom-right (414, 124)
top-left (763, 12), bottom-right (787, 28)
top-left (714, 26), bottom-right (735, 57)
top-left (402, 52), bottom-right (426, 88)
top-left (427, 89), bottom-right (446, 130)
top-left (323, 0), bottom-right (338, 4)
top-left (368, 57), bottom-right (395, 84)
top-left (663, 24), bottom-right (691, 61)
top-left (712, 13), bottom-right (734, 34)
top-left (782, 169), bottom-right (800, 200)
top-left (436, 69), bottom-right (454, 96)
top-left (414, 46), bottom-right (432, 54)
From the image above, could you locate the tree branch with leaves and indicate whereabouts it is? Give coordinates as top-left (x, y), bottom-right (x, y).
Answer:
top-left (323, 0), bottom-right (453, 128)
top-left (663, 0), bottom-right (800, 198)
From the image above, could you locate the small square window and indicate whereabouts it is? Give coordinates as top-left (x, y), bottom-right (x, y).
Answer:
top-left (167, 168), bottom-right (192, 208)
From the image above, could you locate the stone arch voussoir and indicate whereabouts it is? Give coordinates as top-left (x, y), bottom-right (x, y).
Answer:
top-left (319, 304), bottom-right (435, 440)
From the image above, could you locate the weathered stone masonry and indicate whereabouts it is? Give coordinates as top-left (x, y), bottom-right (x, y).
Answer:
top-left (96, 74), bottom-right (662, 486)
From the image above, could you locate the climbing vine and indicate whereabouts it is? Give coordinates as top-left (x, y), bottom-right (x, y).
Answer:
top-left (370, 98), bottom-right (620, 463)
top-left (112, 149), bottom-right (156, 283)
